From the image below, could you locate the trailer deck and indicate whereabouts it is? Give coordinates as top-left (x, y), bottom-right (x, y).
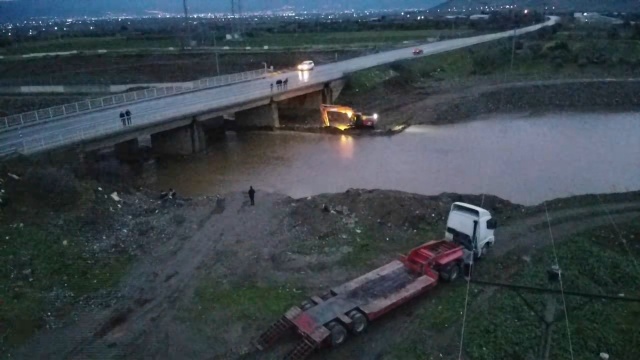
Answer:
top-left (255, 240), bottom-right (467, 360)
top-left (289, 260), bottom-right (436, 343)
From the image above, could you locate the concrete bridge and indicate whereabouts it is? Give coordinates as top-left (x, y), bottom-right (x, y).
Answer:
top-left (0, 17), bottom-right (558, 159)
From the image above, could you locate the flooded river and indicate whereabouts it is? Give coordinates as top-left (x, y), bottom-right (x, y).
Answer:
top-left (140, 112), bottom-right (640, 205)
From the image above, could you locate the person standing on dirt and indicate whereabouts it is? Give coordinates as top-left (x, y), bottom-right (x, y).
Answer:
top-left (125, 109), bottom-right (132, 126)
top-left (454, 232), bottom-right (474, 281)
top-left (120, 111), bottom-right (126, 127)
top-left (248, 186), bottom-right (256, 206)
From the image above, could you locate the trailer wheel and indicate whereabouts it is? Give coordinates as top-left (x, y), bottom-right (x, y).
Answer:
top-left (300, 300), bottom-right (315, 311)
top-left (326, 321), bottom-right (348, 346)
top-left (440, 263), bottom-right (460, 282)
top-left (347, 310), bottom-right (368, 334)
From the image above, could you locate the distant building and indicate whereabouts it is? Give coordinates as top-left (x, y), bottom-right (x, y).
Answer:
top-left (574, 12), bottom-right (623, 25)
top-left (470, 14), bottom-right (490, 20)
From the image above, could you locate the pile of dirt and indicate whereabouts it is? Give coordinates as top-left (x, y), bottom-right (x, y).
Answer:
top-left (291, 189), bottom-right (524, 235)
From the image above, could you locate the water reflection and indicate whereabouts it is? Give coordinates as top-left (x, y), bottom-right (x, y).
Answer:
top-left (338, 134), bottom-right (354, 159)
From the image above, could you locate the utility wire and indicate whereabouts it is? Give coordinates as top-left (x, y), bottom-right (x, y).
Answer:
top-left (544, 202), bottom-right (575, 360)
top-left (457, 149), bottom-right (486, 359)
top-left (471, 279), bottom-right (640, 302)
top-left (596, 194), bottom-right (640, 277)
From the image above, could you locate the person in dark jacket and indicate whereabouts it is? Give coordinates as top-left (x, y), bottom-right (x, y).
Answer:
top-left (248, 186), bottom-right (256, 206)
top-left (453, 231), bottom-right (474, 281)
top-left (125, 109), bottom-right (132, 125)
top-left (120, 111), bottom-right (126, 127)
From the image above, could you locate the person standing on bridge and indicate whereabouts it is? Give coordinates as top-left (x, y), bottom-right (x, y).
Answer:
top-left (125, 109), bottom-right (132, 126)
top-left (119, 111), bottom-right (126, 127)
top-left (248, 186), bottom-right (256, 206)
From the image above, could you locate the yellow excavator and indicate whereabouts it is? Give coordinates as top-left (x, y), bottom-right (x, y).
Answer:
top-left (320, 104), bottom-right (378, 130)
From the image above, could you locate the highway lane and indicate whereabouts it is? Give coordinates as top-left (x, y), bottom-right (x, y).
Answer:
top-left (0, 17), bottom-right (558, 156)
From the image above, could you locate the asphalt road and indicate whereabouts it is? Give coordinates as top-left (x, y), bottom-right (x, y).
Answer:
top-left (0, 17), bottom-right (558, 156)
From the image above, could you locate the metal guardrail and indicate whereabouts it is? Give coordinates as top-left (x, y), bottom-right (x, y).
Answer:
top-left (0, 68), bottom-right (268, 133)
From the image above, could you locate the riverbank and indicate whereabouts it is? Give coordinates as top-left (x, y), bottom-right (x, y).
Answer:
top-left (335, 77), bottom-right (640, 131)
top-left (2, 158), bottom-right (639, 358)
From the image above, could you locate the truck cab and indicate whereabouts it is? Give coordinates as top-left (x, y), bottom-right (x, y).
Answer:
top-left (444, 202), bottom-right (496, 258)
top-left (350, 113), bottom-right (377, 128)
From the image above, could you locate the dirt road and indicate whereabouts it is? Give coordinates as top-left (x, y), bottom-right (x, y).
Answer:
top-left (9, 189), bottom-right (640, 360)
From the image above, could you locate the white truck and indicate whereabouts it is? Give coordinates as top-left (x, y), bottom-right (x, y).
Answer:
top-left (444, 202), bottom-right (497, 258)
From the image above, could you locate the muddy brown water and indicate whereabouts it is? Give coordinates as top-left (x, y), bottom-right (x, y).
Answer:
top-left (137, 112), bottom-right (640, 205)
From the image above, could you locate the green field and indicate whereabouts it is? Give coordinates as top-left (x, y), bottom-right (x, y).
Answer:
top-left (238, 29), bottom-right (475, 48)
top-left (0, 37), bottom-right (180, 55)
top-left (345, 27), bottom-right (640, 93)
top-left (388, 220), bottom-right (640, 359)
top-left (0, 29), bottom-right (478, 56)
top-left (0, 167), bottom-right (132, 353)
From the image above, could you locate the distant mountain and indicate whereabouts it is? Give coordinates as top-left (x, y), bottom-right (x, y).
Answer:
top-left (430, 0), bottom-right (640, 13)
top-left (0, 0), bottom-right (446, 22)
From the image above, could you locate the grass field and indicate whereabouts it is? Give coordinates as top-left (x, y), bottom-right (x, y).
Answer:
top-left (238, 29), bottom-right (475, 48)
top-left (0, 166), bottom-right (133, 353)
top-left (0, 218), bottom-right (131, 351)
top-left (345, 32), bottom-right (640, 94)
top-left (0, 28), bottom-right (477, 56)
top-left (0, 37), bottom-right (180, 55)
top-left (387, 220), bottom-right (640, 359)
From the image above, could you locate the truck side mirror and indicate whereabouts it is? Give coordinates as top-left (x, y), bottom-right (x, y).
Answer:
top-left (486, 219), bottom-right (497, 230)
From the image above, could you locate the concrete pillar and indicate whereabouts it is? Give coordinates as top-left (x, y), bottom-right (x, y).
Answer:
top-left (277, 90), bottom-right (326, 127)
top-left (201, 115), bottom-right (226, 140)
top-left (279, 90), bottom-right (324, 110)
top-left (235, 102), bottom-right (279, 129)
top-left (151, 120), bottom-right (206, 155)
top-left (328, 79), bottom-right (346, 103)
top-left (322, 86), bottom-right (333, 105)
top-left (114, 138), bottom-right (139, 161)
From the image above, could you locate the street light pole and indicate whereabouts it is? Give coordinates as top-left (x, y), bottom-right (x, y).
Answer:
top-left (183, 0), bottom-right (191, 49)
top-left (213, 30), bottom-right (220, 75)
top-left (510, 0), bottom-right (517, 72)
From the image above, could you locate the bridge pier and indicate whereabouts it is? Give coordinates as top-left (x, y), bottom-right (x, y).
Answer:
top-left (151, 119), bottom-right (206, 155)
top-left (114, 138), bottom-right (140, 161)
top-left (327, 79), bottom-right (346, 103)
top-left (235, 102), bottom-right (279, 129)
top-left (278, 90), bottom-right (325, 127)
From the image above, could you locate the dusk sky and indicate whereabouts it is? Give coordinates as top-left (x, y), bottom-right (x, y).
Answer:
top-left (0, 0), bottom-right (447, 21)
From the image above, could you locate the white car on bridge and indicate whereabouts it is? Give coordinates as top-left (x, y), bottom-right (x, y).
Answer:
top-left (297, 60), bottom-right (315, 71)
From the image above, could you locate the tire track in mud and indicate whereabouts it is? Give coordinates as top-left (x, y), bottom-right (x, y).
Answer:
top-left (14, 192), bottom-right (291, 359)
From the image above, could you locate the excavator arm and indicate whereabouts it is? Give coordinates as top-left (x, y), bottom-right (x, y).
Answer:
top-left (320, 104), bottom-right (355, 127)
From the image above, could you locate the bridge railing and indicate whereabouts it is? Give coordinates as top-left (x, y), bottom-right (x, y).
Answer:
top-left (0, 68), bottom-right (268, 133)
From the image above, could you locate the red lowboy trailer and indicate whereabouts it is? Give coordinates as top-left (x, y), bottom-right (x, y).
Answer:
top-left (254, 202), bottom-right (497, 359)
